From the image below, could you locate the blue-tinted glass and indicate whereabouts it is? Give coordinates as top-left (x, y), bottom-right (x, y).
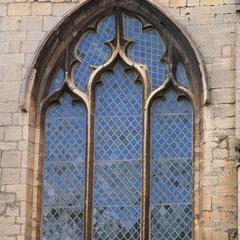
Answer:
top-left (45, 95), bottom-right (86, 162)
top-left (93, 63), bottom-right (142, 240)
top-left (42, 208), bottom-right (84, 240)
top-left (49, 69), bottom-right (64, 94)
top-left (73, 15), bottom-right (116, 91)
top-left (151, 90), bottom-right (193, 240)
top-left (152, 158), bottom-right (192, 204)
top-left (152, 91), bottom-right (192, 115)
top-left (176, 63), bottom-right (190, 89)
top-left (94, 206), bottom-right (140, 240)
top-left (42, 93), bottom-right (86, 240)
top-left (94, 161), bottom-right (141, 206)
top-left (124, 15), bottom-right (168, 89)
top-left (151, 204), bottom-right (192, 240)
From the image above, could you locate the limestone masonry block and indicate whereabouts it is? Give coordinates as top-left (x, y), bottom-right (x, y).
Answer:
top-left (8, 3), bottom-right (30, 16)
top-left (0, 5), bottom-right (7, 17)
top-left (31, 2), bottom-right (52, 16)
top-left (2, 168), bottom-right (20, 184)
top-left (21, 16), bottom-right (42, 31)
top-left (1, 151), bottom-right (21, 168)
top-left (52, 3), bottom-right (76, 16)
top-left (5, 126), bottom-right (22, 141)
top-left (170, 0), bottom-right (187, 7)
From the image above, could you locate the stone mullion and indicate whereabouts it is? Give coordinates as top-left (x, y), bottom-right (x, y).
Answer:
top-left (141, 102), bottom-right (151, 240)
top-left (84, 92), bottom-right (95, 240)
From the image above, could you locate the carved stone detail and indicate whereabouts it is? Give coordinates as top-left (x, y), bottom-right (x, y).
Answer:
top-left (228, 228), bottom-right (238, 240)
top-left (0, 192), bottom-right (16, 216)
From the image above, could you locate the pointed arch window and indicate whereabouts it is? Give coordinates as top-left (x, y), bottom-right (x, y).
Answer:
top-left (38, 3), bottom-right (202, 240)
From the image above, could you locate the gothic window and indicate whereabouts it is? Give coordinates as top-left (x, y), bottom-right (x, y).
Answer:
top-left (39, 4), bottom-right (198, 240)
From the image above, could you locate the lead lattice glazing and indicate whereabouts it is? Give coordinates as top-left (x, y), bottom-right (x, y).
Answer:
top-left (43, 12), bottom-right (193, 240)
top-left (42, 94), bottom-right (86, 240)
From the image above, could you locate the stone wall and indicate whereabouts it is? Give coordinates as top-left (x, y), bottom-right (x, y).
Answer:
top-left (0, 0), bottom-right (238, 239)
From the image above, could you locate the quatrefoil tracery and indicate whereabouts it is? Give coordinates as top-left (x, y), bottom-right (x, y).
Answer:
top-left (45, 11), bottom-right (193, 107)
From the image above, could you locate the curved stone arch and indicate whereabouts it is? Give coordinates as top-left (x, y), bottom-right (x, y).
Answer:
top-left (20, 0), bottom-right (210, 113)
top-left (21, 1), bottom-right (210, 239)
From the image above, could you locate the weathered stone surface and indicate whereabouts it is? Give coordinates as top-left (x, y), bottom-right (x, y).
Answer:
top-left (0, 5), bottom-right (7, 17)
top-left (1, 151), bottom-right (21, 168)
top-left (5, 126), bottom-right (22, 141)
top-left (2, 168), bottom-right (20, 184)
top-left (21, 16), bottom-right (42, 31)
top-left (8, 3), bottom-right (30, 16)
top-left (0, 192), bottom-right (15, 204)
top-left (31, 2), bottom-right (52, 16)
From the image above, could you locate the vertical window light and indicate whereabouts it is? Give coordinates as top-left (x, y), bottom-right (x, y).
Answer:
top-left (93, 63), bottom-right (142, 240)
top-left (151, 90), bottom-right (193, 240)
top-left (42, 94), bottom-right (86, 240)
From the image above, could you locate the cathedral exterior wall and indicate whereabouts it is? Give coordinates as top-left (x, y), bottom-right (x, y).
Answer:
top-left (0, 0), bottom-right (238, 239)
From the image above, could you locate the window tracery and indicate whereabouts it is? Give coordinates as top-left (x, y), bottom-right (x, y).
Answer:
top-left (41, 7), bottom-right (195, 240)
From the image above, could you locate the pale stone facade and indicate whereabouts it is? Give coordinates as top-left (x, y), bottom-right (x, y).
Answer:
top-left (0, 0), bottom-right (238, 239)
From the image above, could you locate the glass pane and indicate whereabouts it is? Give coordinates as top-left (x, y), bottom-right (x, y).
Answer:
top-left (93, 63), bottom-right (142, 240)
top-left (42, 207), bottom-right (84, 240)
top-left (42, 93), bottom-right (86, 240)
top-left (151, 90), bottom-right (193, 240)
top-left (151, 204), bottom-right (192, 240)
top-left (94, 161), bottom-right (141, 206)
top-left (94, 206), bottom-right (140, 240)
top-left (73, 15), bottom-right (116, 91)
top-left (176, 63), bottom-right (190, 89)
top-left (124, 14), bottom-right (168, 89)
top-left (152, 158), bottom-right (192, 205)
top-left (49, 69), bottom-right (64, 94)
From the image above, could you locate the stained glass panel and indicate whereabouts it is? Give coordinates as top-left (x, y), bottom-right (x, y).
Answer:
top-left (93, 206), bottom-right (140, 240)
top-left (73, 15), bottom-right (116, 91)
top-left (151, 204), bottom-right (192, 240)
top-left (151, 90), bottom-right (193, 240)
top-left (176, 63), bottom-right (190, 89)
top-left (42, 207), bottom-right (84, 240)
top-left (42, 93), bottom-right (86, 240)
top-left (124, 14), bottom-right (168, 89)
top-left (49, 69), bottom-right (64, 94)
top-left (93, 63), bottom-right (142, 240)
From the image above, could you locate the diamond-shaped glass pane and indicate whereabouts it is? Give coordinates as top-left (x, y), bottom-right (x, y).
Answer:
top-left (42, 207), bottom-right (84, 240)
top-left (151, 90), bottom-right (192, 115)
top-left (49, 69), bottom-right (64, 94)
top-left (42, 93), bottom-right (86, 240)
top-left (44, 162), bottom-right (85, 207)
top-left (124, 14), bottom-right (168, 89)
top-left (95, 116), bottom-right (142, 161)
top-left (176, 63), bottom-right (190, 89)
top-left (151, 204), bottom-right (192, 240)
top-left (94, 63), bottom-right (142, 239)
top-left (45, 95), bottom-right (86, 162)
top-left (94, 161), bottom-right (141, 206)
top-left (152, 159), bottom-right (192, 204)
top-left (151, 113), bottom-right (192, 159)
top-left (73, 15), bottom-right (116, 91)
top-left (93, 206), bottom-right (140, 240)
top-left (151, 90), bottom-right (193, 240)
